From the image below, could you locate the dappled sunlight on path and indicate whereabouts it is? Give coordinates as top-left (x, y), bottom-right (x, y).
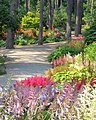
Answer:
top-left (0, 42), bottom-right (65, 85)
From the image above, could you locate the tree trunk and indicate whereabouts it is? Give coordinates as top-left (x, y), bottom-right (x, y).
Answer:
top-left (87, 0), bottom-right (91, 12)
top-left (74, 0), bottom-right (77, 17)
top-left (66, 0), bottom-right (74, 39)
top-left (38, 0), bottom-right (43, 45)
top-left (91, 0), bottom-right (94, 15)
top-left (55, 0), bottom-right (61, 9)
top-left (75, 0), bottom-right (83, 36)
top-left (52, 0), bottom-right (55, 21)
top-left (48, 0), bottom-right (52, 29)
top-left (17, 0), bottom-right (20, 8)
top-left (60, 0), bottom-right (63, 14)
top-left (0, 23), bottom-right (2, 39)
top-left (6, 28), bottom-right (14, 49)
top-left (6, 0), bottom-right (18, 49)
top-left (58, 0), bottom-right (61, 8)
top-left (25, 0), bottom-right (29, 13)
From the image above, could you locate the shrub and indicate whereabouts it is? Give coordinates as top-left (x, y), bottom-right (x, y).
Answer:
top-left (14, 35), bottom-right (27, 45)
top-left (0, 56), bottom-right (6, 64)
top-left (84, 42), bottom-right (96, 62)
top-left (42, 31), bottom-right (65, 43)
top-left (21, 12), bottom-right (40, 30)
top-left (84, 23), bottom-right (96, 45)
top-left (53, 8), bottom-right (66, 28)
top-left (48, 41), bottom-right (84, 62)
top-left (45, 36), bottom-right (63, 43)
top-left (0, 40), bottom-right (6, 47)
top-left (53, 69), bottom-right (90, 84)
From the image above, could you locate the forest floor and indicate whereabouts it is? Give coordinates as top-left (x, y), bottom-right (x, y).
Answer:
top-left (0, 42), bottom-right (65, 86)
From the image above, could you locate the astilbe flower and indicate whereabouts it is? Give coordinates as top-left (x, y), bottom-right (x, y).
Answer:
top-left (15, 75), bottom-right (54, 87)
top-left (73, 35), bottom-right (84, 41)
top-left (90, 76), bottom-right (96, 86)
top-left (53, 54), bottom-right (76, 67)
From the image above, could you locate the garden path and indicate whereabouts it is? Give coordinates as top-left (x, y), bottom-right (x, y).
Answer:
top-left (0, 42), bottom-right (64, 86)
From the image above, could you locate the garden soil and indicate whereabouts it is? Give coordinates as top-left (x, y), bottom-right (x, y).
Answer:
top-left (0, 42), bottom-right (64, 86)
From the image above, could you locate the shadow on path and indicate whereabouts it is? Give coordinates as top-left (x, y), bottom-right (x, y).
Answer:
top-left (0, 42), bottom-right (65, 86)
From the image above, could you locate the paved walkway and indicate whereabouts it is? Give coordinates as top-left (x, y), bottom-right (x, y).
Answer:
top-left (0, 42), bottom-right (64, 86)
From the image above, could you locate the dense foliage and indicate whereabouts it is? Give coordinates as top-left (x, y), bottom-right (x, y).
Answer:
top-left (84, 23), bottom-right (96, 44)
top-left (21, 12), bottom-right (40, 30)
top-left (48, 37), bottom-right (84, 62)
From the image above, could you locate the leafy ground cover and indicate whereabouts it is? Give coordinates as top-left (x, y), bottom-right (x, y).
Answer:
top-left (48, 36), bottom-right (84, 62)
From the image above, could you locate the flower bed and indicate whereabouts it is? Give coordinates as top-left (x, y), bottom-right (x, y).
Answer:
top-left (0, 76), bottom-right (96, 119)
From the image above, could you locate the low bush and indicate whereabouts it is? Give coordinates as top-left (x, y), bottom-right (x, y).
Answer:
top-left (42, 32), bottom-right (65, 43)
top-left (15, 36), bottom-right (27, 45)
top-left (21, 12), bottom-right (40, 30)
top-left (0, 56), bottom-right (6, 64)
top-left (45, 63), bottom-right (91, 84)
top-left (48, 40), bottom-right (84, 62)
top-left (0, 40), bottom-right (6, 47)
top-left (84, 23), bottom-right (96, 45)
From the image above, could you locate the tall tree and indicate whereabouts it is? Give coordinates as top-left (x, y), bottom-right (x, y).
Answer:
top-left (25, 0), bottom-right (30, 13)
top-left (17, 0), bottom-right (20, 8)
top-left (66, 0), bottom-right (74, 39)
top-left (48, 0), bottom-right (53, 29)
top-left (91, 0), bottom-right (94, 14)
top-left (6, 0), bottom-right (18, 49)
top-left (38, 0), bottom-right (43, 45)
top-left (0, 0), bottom-right (9, 39)
top-left (75, 0), bottom-right (83, 36)
top-left (25, 0), bottom-right (28, 12)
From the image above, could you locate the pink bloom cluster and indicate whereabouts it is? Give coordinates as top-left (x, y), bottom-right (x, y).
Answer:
top-left (53, 55), bottom-right (76, 67)
top-left (16, 29), bottom-right (32, 34)
top-left (90, 77), bottom-right (96, 86)
top-left (76, 77), bottom-right (86, 90)
top-left (2, 32), bottom-right (7, 37)
top-left (15, 75), bottom-right (54, 87)
top-left (73, 35), bottom-right (84, 41)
